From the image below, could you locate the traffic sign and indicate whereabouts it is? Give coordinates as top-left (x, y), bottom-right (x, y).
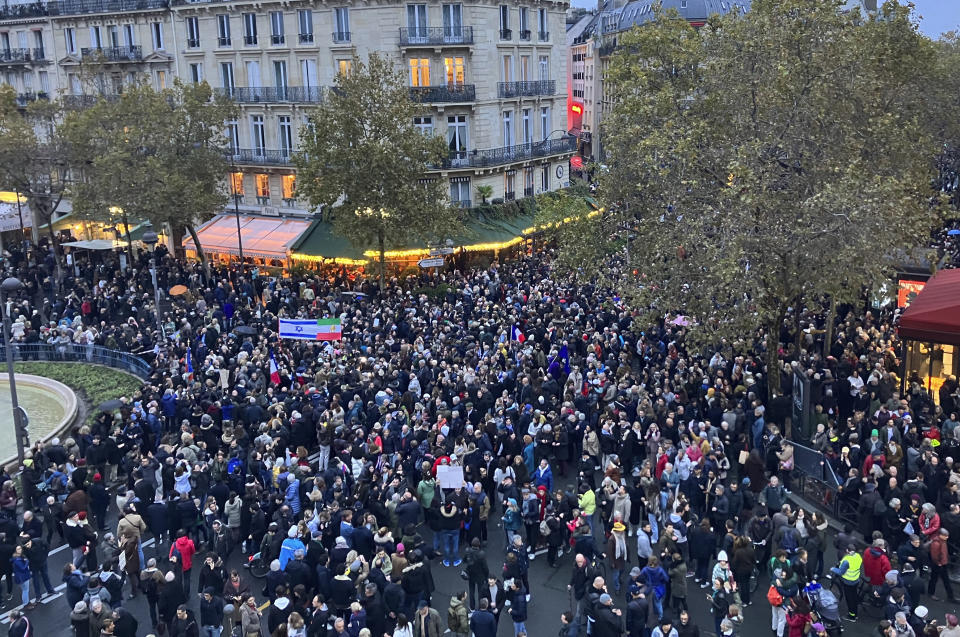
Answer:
top-left (429, 247), bottom-right (454, 256)
top-left (418, 257), bottom-right (445, 268)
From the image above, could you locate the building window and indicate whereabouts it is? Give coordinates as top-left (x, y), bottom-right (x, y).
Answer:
top-left (443, 4), bottom-right (463, 38)
top-left (270, 12), bottom-right (284, 45)
top-left (230, 171), bottom-right (244, 198)
top-left (524, 166), bottom-right (534, 196)
top-left (409, 58), bottom-right (429, 86)
top-left (449, 176), bottom-right (470, 207)
top-left (407, 4), bottom-right (427, 39)
top-left (108, 25), bottom-right (119, 48)
top-left (337, 59), bottom-right (351, 76)
top-left (217, 15), bottom-right (231, 46)
top-left (256, 173), bottom-right (270, 203)
top-left (334, 8), bottom-right (350, 42)
top-left (226, 121), bottom-right (240, 153)
top-left (414, 116), bottom-right (433, 135)
top-left (65, 28), bottom-right (76, 55)
top-left (189, 63), bottom-right (203, 83)
top-left (519, 55), bottom-right (529, 81)
top-left (501, 54), bottom-right (512, 83)
top-left (540, 106), bottom-right (550, 141)
top-left (538, 8), bottom-right (548, 39)
top-left (186, 16), bottom-right (200, 48)
top-left (38, 70), bottom-right (49, 93)
top-left (502, 110), bottom-right (513, 147)
top-left (539, 55), bottom-right (549, 81)
top-left (444, 57), bottom-right (464, 86)
top-left (274, 60), bottom-right (287, 92)
top-left (540, 165), bottom-right (549, 192)
top-left (243, 13), bottom-right (258, 45)
top-left (521, 108), bottom-right (531, 145)
top-left (155, 70), bottom-right (166, 90)
top-left (504, 170), bottom-right (516, 199)
top-left (298, 10), bottom-right (313, 43)
top-left (89, 26), bottom-right (102, 49)
top-left (301, 59), bottom-right (318, 90)
top-left (519, 7), bottom-right (529, 39)
top-left (123, 24), bottom-right (134, 47)
top-left (151, 22), bottom-right (164, 50)
top-left (499, 5), bottom-right (510, 39)
top-left (220, 62), bottom-right (235, 93)
top-left (251, 115), bottom-right (265, 154)
top-left (245, 61), bottom-right (261, 88)
top-left (32, 31), bottom-right (44, 58)
top-left (282, 174), bottom-right (296, 205)
top-left (278, 115), bottom-right (292, 157)
top-left (447, 114), bottom-right (467, 159)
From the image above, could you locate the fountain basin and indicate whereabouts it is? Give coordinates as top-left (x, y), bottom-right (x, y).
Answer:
top-left (0, 374), bottom-right (78, 467)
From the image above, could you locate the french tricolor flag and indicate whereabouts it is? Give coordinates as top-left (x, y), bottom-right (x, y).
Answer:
top-left (510, 324), bottom-right (525, 343)
top-left (269, 350), bottom-right (281, 386)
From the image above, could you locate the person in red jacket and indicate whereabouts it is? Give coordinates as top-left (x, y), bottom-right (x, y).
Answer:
top-left (170, 529), bottom-right (197, 597)
top-left (928, 528), bottom-right (956, 602)
top-left (862, 539), bottom-right (892, 586)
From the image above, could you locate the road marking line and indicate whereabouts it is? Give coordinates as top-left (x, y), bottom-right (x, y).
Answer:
top-left (55, 583), bottom-right (66, 591)
top-left (143, 538), bottom-right (156, 547)
top-left (41, 593), bottom-right (62, 604)
top-left (50, 544), bottom-right (69, 555)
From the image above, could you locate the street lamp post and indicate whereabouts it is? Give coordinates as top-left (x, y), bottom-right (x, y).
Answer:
top-left (141, 223), bottom-right (164, 351)
top-left (0, 277), bottom-right (27, 465)
top-left (231, 167), bottom-right (245, 272)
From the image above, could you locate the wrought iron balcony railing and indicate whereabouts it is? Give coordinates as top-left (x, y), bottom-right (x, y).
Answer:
top-left (497, 80), bottom-right (555, 98)
top-left (398, 26), bottom-right (474, 46)
top-left (49, 0), bottom-right (168, 16)
top-left (332, 31), bottom-right (351, 44)
top-left (62, 93), bottom-right (121, 108)
top-left (0, 49), bottom-right (31, 64)
top-left (519, 29), bottom-right (531, 40)
top-left (442, 136), bottom-right (576, 169)
top-left (227, 149), bottom-right (294, 166)
top-left (538, 31), bottom-right (550, 41)
top-left (409, 84), bottom-right (475, 103)
top-left (499, 28), bottom-right (512, 40)
top-left (215, 86), bottom-right (324, 103)
top-left (15, 92), bottom-right (49, 107)
top-left (299, 33), bottom-right (314, 44)
top-left (80, 45), bottom-right (143, 62)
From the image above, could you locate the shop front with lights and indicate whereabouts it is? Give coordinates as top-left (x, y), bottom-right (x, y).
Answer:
top-left (898, 268), bottom-right (960, 404)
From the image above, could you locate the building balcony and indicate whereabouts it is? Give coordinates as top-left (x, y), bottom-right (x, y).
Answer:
top-left (398, 26), bottom-right (474, 47)
top-left (443, 136), bottom-right (576, 169)
top-left (228, 149), bottom-right (294, 166)
top-left (243, 35), bottom-right (258, 46)
top-left (63, 93), bottom-right (121, 108)
top-left (49, 0), bottom-right (168, 16)
top-left (271, 34), bottom-right (285, 45)
top-left (218, 37), bottom-right (231, 47)
top-left (186, 38), bottom-right (200, 48)
top-left (538, 31), bottom-right (550, 41)
top-left (332, 31), bottom-right (351, 44)
top-left (216, 86), bottom-right (324, 104)
top-left (497, 80), bottom-right (555, 98)
top-left (0, 49), bottom-right (31, 64)
top-left (499, 29), bottom-right (512, 40)
top-left (523, 186), bottom-right (534, 197)
top-left (16, 92), bottom-right (49, 107)
top-left (298, 33), bottom-right (314, 44)
top-left (519, 29), bottom-right (532, 41)
top-left (81, 45), bottom-right (143, 62)
top-left (409, 84), bottom-right (475, 103)
top-left (0, 3), bottom-right (50, 19)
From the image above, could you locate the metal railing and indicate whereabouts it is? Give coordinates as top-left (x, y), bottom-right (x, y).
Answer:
top-left (243, 35), bottom-right (258, 45)
top-left (0, 3), bottom-right (50, 19)
top-left (538, 31), bottom-right (550, 41)
top-left (499, 29), bottom-right (512, 40)
top-left (497, 80), bottom-right (555, 98)
top-left (0, 49), bottom-right (32, 64)
top-left (519, 29), bottom-right (532, 40)
top-left (49, 0), bottom-right (168, 15)
top-left (443, 136), bottom-right (575, 169)
top-left (81, 45), bottom-right (143, 62)
top-left (0, 343), bottom-right (152, 380)
top-left (454, 199), bottom-right (471, 209)
top-left (216, 86), bottom-right (324, 103)
top-left (332, 31), bottom-right (351, 43)
top-left (298, 33), bottom-right (314, 43)
top-left (227, 149), bottom-right (294, 166)
top-left (409, 84), bottom-right (475, 103)
top-left (62, 94), bottom-right (121, 108)
top-left (784, 441), bottom-right (858, 527)
top-left (15, 92), bottom-right (49, 107)
top-left (271, 34), bottom-right (285, 45)
top-left (398, 26), bottom-right (474, 46)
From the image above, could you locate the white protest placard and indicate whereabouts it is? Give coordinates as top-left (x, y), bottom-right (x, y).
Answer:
top-left (437, 464), bottom-right (464, 489)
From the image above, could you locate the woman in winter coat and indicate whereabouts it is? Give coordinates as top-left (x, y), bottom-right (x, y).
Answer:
top-left (71, 601), bottom-right (90, 637)
top-left (121, 535), bottom-right (141, 596)
top-left (612, 486), bottom-right (632, 528)
top-left (11, 545), bottom-right (32, 608)
top-left (583, 427), bottom-right (600, 465)
top-left (241, 595), bottom-right (263, 637)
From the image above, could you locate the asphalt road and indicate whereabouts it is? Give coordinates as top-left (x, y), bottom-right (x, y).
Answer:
top-left (3, 495), bottom-right (959, 637)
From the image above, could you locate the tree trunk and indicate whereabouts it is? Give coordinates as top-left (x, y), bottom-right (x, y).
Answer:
top-left (186, 223), bottom-right (211, 280)
top-left (823, 295), bottom-right (837, 358)
top-left (377, 230), bottom-right (385, 291)
top-left (765, 316), bottom-right (783, 404)
top-left (44, 218), bottom-right (63, 292)
top-left (122, 211), bottom-right (135, 271)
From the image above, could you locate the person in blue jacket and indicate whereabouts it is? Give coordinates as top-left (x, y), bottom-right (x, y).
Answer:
top-left (278, 526), bottom-right (305, 570)
top-left (533, 459), bottom-right (553, 494)
top-left (639, 555), bottom-right (669, 621)
top-left (12, 545), bottom-right (32, 608)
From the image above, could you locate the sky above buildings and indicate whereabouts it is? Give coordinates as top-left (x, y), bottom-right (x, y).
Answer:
top-left (567, 0), bottom-right (958, 39)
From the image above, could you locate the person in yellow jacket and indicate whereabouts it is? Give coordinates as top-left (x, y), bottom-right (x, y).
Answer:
top-left (578, 484), bottom-right (598, 546)
top-left (830, 544), bottom-right (862, 619)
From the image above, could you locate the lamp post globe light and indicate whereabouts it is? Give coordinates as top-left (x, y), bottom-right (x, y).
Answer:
top-left (141, 223), bottom-right (165, 353)
top-left (0, 276), bottom-right (27, 464)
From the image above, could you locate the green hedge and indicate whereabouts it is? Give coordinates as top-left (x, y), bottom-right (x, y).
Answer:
top-left (13, 362), bottom-right (142, 423)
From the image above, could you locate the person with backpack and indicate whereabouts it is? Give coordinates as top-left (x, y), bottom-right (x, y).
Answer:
top-left (446, 591), bottom-right (469, 637)
top-left (463, 538), bottom-right (489, 610)
top-left (520, 488), bottom-right (541, 559)
top-left (761, 477), bottom-right (787, 517)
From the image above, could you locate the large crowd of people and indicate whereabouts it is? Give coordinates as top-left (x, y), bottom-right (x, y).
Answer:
top-left (0, 233), bottom-right (959, 637)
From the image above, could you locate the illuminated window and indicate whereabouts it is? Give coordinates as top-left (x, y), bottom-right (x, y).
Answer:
top-left (230, 172), bottom-right (244, 196)
top-left (409, 58), bottom-right (430, 87)
top-left (282, 174), bottom-right (296, 199)
top-left (444, 57), bottom-right (464, 86)
top-left (256, 174), bottom-right (270, 197)
top-left (337, 59), bottom-right (351, 77)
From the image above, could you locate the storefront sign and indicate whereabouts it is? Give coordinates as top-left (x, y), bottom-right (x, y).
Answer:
top-left (897, 279), bottom-right (926, 307)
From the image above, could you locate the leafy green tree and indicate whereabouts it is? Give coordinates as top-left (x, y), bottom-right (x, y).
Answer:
top-left (545, 0), bottom-right (945, 399)
top-left (61, 79), bottom-right (235, 272)
top-left (0, 86), bottom-right (70, 281)
top-left (296, 53), bottom-right (461, 289)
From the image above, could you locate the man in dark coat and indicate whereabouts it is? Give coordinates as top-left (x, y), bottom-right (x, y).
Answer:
top-left (469, 598), bottom-right (498, 637)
